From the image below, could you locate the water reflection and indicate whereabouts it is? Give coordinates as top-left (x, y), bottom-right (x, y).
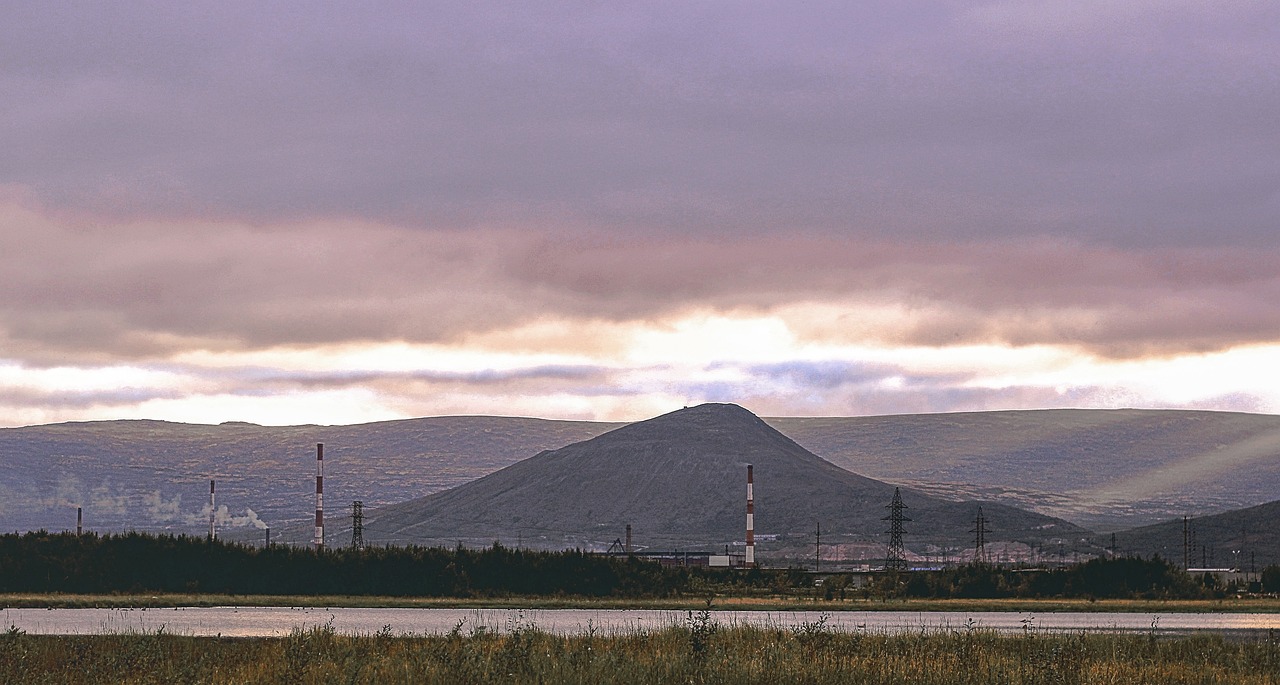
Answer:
top-left (4, 607), bottom-right (1280, 638)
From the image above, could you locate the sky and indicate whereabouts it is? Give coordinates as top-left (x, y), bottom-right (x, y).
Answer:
top-left (1, 1), bottom-right (1278, 427)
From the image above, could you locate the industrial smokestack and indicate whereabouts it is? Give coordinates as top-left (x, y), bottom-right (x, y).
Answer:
top-left (76, 507), bottom-right (82, 536)
top-left (209, 479), bottom-right (216, 540)
top-left (746, 464), bottom-right (755, 566)
top-left (314, 443), bottom-right (324, 551)
top-left (625, 524), bottom-right (632, 555)
top-left (265, 527), bottom-right (271, 547)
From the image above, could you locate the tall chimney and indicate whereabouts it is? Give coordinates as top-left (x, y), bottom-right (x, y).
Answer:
top-left (314, 443), bottom-right (324, 551)
top-left (265, 527), bottom-right (271, 547)
top-left (208, 479), bottom-right (216, 540)
top-left (746, 464), bottom-right (755, 566)
top-left (625, 524), bottom-right (632, 555)
top-left (76, 507), bottom-right (82, 536)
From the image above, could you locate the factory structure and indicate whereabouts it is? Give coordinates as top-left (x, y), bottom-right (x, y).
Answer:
top-left (125, 451), bottom-right (776, 569)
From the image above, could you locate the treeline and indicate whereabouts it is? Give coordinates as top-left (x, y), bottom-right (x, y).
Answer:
top-left (0, 531), bottom-right (713, 597)
top-left (841, 557), bottom-right (1255, 600)
top-left (6, 532), bottom-right (1277, 600)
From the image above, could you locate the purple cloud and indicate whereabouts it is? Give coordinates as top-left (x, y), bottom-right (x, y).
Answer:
top-left (1, 3), bottom-right (1278, 422)
top-left (0, 3), bottom-right (1275, 245)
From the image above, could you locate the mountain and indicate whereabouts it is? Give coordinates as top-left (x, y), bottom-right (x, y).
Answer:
top-left (1113, 500), bottom-right (1280, 569)
top-left (5, 407), bottom-right (1280, 541)
top-left (771, 409), bottom-right (1280, 530)
top-left (352, 404), bottom-right (1088, 555)
top-left (0, 416), bottom-right (615, 536)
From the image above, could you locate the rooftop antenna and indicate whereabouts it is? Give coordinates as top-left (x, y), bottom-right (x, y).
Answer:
top-left (882, 487), bottom-right (910, 571)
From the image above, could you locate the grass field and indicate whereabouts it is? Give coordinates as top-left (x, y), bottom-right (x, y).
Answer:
top-left (2, 614), bottom-right (1279, 684)
top-left (4, 592), bottom-right (1280, 613)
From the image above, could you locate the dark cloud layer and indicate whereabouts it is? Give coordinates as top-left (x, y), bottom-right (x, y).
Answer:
top-left (0, 386), bottom-right (185, 410)
top-left (1, 2), bottom-right (1278, 424)
top-left (1, 2), bottom-right (1277, 246)
top-left (2, 205), bottom-right (1279, 362)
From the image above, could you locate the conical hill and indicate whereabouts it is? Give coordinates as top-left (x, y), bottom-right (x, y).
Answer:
top-left (364, 403), bottom-right (1088, 553)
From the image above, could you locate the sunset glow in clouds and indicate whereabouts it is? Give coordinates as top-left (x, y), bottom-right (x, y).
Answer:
top-left (2, 2), bottom-right (1279, 426)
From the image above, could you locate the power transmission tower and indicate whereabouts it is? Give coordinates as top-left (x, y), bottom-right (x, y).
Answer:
top-left (1190, 522), bottom-right (1199, 568)
top-left (882, 487), bottom-right (910, 571)
top-left (1182, 516), bottom-right (1190, 570)
top-left (1237, 526), bottom-right (1248, 573)
top-left (970, 506), bottom-right (991, 564)
top-left (815, 521), bottom-right (821, 572)
top-left (351, 500), bottom-right (365, 551)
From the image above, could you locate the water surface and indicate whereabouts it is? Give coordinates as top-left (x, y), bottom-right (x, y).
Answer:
top-left (5, 607), bottom-right (1280, 638)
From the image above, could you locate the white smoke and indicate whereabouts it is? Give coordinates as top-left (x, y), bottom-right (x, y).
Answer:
top-left (40, 474), bottom-right (85, 509)
top-left (195, 504), bottom-right (268, 530)
top-left (29, 476), bottom-right (268, 533)
top-left (142, 491), bottom-right (182, 522)
top-left (90, 482), bottom-right (130, 516)
top-left (235, 508), bottom-right (269, 530)
top-left (187, 503), bottom-right (212, 527)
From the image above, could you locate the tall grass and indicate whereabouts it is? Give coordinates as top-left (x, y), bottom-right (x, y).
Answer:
top-left (2, 619), bottom-right (1279, 684)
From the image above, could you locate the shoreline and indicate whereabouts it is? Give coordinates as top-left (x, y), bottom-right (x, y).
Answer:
top-left (5, 593), bottom-right (1280, 613)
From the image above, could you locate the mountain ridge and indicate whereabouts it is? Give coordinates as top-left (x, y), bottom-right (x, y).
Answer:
top-left (354, 403), bottom-right (1088, 555)
top-left (4, 407), bottom-right (1280, 542)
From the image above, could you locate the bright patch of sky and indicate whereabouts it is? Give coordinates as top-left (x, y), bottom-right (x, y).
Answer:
top-left (3, 311), bottom-right (1276, 426)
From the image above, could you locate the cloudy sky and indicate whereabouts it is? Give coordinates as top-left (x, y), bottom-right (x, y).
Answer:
top-left (1, 1), bottom-right (1278, 426)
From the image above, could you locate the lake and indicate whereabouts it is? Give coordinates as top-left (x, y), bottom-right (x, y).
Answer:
top-left (5, 607), bottom-right (1280, 638)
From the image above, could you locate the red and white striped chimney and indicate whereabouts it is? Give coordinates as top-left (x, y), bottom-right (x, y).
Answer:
top-left (746, 464), bottom-right (755, 566)
top-left (314, 443), bottom-right (324, 551)
top-left (209, 479), bottom-right (216, 540)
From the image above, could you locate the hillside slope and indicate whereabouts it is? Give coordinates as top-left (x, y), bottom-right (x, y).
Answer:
top-left (0, 416), bottom-right (614, 535)
top-left (1113, 500), bottom-right (1280, 569)
top-left (772, 409), bottom-right (1280, 529)
top-left (5, 407), bottom-right (1280, 539)
top-left (356, 404), bottom-right (1087, 554)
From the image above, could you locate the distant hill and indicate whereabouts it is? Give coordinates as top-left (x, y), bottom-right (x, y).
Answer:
top-left (0, 417), bottom-right (615, 537)
top-left (4, 407), bottom-right (1280, 541)
top-left (772, 409), bottom-right (1280, 530)
top-left (341, 404), bottom-right (1087, 556)
top-left (1113, 500), bottom-right (1280, 569)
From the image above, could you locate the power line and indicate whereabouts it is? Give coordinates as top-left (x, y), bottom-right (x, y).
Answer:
top-left (351, 500), bottom-right (365, 551)
top-left (970, 506), bottom-right (990, 564)
top-left (882, 487), bottom-right (910, 571)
